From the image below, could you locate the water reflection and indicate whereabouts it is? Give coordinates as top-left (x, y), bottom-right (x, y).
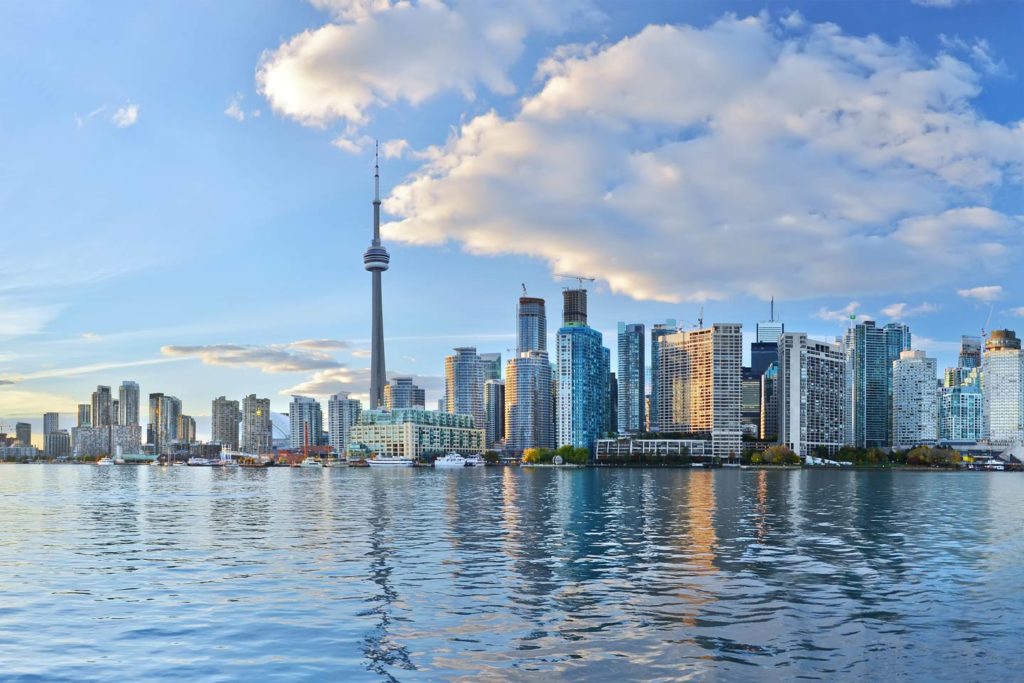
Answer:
top-left (0, 466), bottom-right (1019, 680)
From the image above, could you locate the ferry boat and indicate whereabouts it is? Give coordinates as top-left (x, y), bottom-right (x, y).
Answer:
top-left (298, 458), bottom-right (322, 468)
top-left (464, 454), bottom-right (485, 467)
top-left (95, 456), bottom-right (114, 466)
top-left (187, 457), bottom-right (211, 466)
top-left (434, 453), bottom-right (467, 468)
top-left (367, 455), bottom-right (416, 468)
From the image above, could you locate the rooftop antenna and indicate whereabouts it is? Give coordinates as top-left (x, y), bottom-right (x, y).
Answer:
top-left (770, 296), bottom-right (775, 322)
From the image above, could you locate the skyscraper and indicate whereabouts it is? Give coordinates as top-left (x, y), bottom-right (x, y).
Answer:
top-left (883, 322), bottom-right (912, 444)
top-left (741, 367), bottom-right (762, 437)
top-left (43, 412), bottom-right (60, 456)
top-left (445, 347), bottom-right (486, 430)
top-left (15, 422), bottom-right (31, 447)
top-left (648, 319), bottom-right (678, 433)
top-left (177, 414), bottom-right (196, 444)
top-left (119, 381), bottom-right (140, 427)
top-left (940, 338), bottom-right (983, 444)
top-left (242, 394), bottom-right (272, 454)
top-left (479, 352), bottom-right (502, 381)
top-left (760, 361), bottom-right (779, 442)
top-left (328, 392), bottom-right (362, 456)
top-left (211, 396), bottom-right (242, 450)
top-left (91, 385), bottom-right (112, 428)
top-left (43, 412), bottom-right (59, 438)
top-left (752, 298), bottom-right (784, 377)
top-left (385, 377), bottom-right (426, 410)
top-left (656, 323), bottom-right (743, 458)
top-left (983, 330), bottom-right (1024, 445)
top-left (562, 288), bottom-right (587, 326)
top-left (777, 333), bottom-right (846, 456)
top-left (289, 395), bottom-right (324, 449)
top-left (959, 336), bottom-right (982, 369)
top-left (556, 319), bottom-right (609, 450)
top-left (617, 322), bottom-right (645, 434)
top-left (517, 295), bottom-right (547, 353)
top-left (77, 404), bottom-right (91, 428)
top-left (484, 379), bottom-right (505, 448)
top-left (844, 321), bottom-right (888, 448)
top-left (892, 349), bottom-right (938, 449)
top-left (363, 146), bottom-right (390, 409)
top-left (505, 351), bottom-right (553, 455)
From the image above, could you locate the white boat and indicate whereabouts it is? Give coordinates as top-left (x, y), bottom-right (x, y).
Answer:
top-left (95, 456), bottom-right (114, 466)
top-left (187, 457), bottom-right (211, 466)
top-left (434, 453), bottom-right (467, 468)
top-left (298, 458), bottom-right (322, 468)
top-left (367, 455), bottom-right (416, 468)
top-left (464, 454), bottom-right (485, 467)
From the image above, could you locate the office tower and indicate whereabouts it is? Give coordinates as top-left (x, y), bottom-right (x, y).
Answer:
top-left (177, 414), bottom-right (196, 444)
top-left (46, 430), bottom-right (71, 458)
top-left (752, 298), bottom-right (784, 377)
top-left (445, 347), bottom-right (486, 430)
top-left (844, 321), bottom-right (888, 448)
top-left (959, 336), bottom-right (982, 369)
top-left (983, 330), bottom-right (1024, 445)
top-left (91, 385), bottom-right (113, 428)
top-left (363, 147), bottom-right (390, 409)
top-left (484, 379), bottom-right (505, 448)
top-left (648, 320), bottom-right (678, 432)
top-left (77, 404), bottom-right (91, 428)
top-left (617, 322), bottom-right (645, 434)
top-left (385, 377), bottom-right (426, 410)
top-left (43, 412), bottom-right (59, 438)
top-left (656, 323), bottom-right (743, 458)
top-left (760, 361), bottom-right (779, 442)
top-left (741, 367), bottom-right (761, 437)
top-left (883, 322), bottom-right (912, 443)
top-left (505, 351), bottom-right (554, 454)
top-left (608, 370), bottom-right (618, 435)
top-left (328, 392), bottom-right (362, 456)
top-left (479, 352), bottom-right (502, 381)
top-left (891, 350), bottom-right (938, 449)
top-left (242, 394), bottom-right (272, 454)
top-left (111, 400), bottom-right (120, 425)
top-left (562, 288), bottom-right (587, 326)
top-left (556, 319), bottom-right (609, 450)
top-left (211, 396), bottom-right (242, 450)
top-left (289, 395), bottom-right (324, 449)
top-left (148, 393), bottom-right (162, 446)
top-left (517, 296), bottom-right (547, 353)
top-left (777, 333), bottom-right (846, 456)
top-left (119, 381), bottom-right (140, 427)
top-left (147, 393), bottom-right (181, 451)
top-left (15, 422), bottom-right (30, 447)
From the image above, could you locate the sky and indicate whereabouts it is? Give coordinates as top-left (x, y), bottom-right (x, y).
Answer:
top-left (1, 0), bottom-right (1023, 442)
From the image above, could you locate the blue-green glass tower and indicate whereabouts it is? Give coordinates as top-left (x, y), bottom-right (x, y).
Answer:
top-left (556, 289), bottom-right (609, 452)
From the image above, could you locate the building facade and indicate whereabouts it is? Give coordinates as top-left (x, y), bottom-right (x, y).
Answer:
top-left (71, 424), bottom-right (143, 458)
top-left (349, 409), bottom-right (485, 459)
top-left (119, 381), bottom-right (140, 427)
top-left (211, 396), bottom-right (242, 450)
top-left (617, 322), bottom-right (645, 434)
top-left (983, 330), bottom-right (1024, 445)
top-left (479, 352), bottom-right (502, 381)
top-left (760, 361), bottom-right (779, 442)
top-left (289, 395), bottom-right (324, 449)
top-left (91, 385), bottom-right (113, 428)
top-left (384, 377), bottom-right (426, 410)
top-left (777, 333), bottom-right (846, 456)
top-left (15, 422), bottom-right (31, 447)
top-left (242, 394), bottom-right (273, 454)
top-left (844, 321), bottom-right (888, 448)
top-left (504, 351), bottom-right (554, 455)
top-left (648, 320), bottom-right (678, 433)
top-left (77, 404), bottom-right (91, 427)
top-left (891, 349), bottom-right (938, 449)
top-left (656, 323), bottom-right (743, 458)
top-left (517, 296), bottom-right (547, 354)
top-left (556, 323), bottom-right (609, 450)
top-left (484, 379), bottom-right (505, 449)
top-left (445, 347), bottom-right (486, 431)
top-left (328, 392), bottom-right (362, 456)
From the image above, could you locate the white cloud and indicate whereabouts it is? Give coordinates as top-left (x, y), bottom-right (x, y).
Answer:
top-left (161, 341), bottom-right (347, 373)
top-left (383, 15), bottom-right (1024, 303)
top-left (913, 0), bottom-right (971, 7)
top-left (817, 301), bottom-right (866, 324)
top-left (0, 301), bottom-right (63, 340)
top-left (957, 285), bottom-right (1003, 302)
top-left (1011, 307), bottom-right (1024, 317)
top-left (381, 138), bottom-right (408, 158)
top-left (332, 134), bottom-right (372, 154)
top-left (940, 34), bottom-right (1008, 77)
top-left (257, 0), bottom-right (600, 127)
top-left (225, 93), bottom-right (246, 121)
top-left (881, 302), bottom-right (940, 319)
top-left (111, 104), bottom-right (139, 128)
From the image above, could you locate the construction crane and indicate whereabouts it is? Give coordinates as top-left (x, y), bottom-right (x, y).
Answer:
top-left (982, 303), bottom-right (994, 340)
top-left (554, 273), bottom-right (596, 290)
top-left (521, 283), bottom-right (527, 297)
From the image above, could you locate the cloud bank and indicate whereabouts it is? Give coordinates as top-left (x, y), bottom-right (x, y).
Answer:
top-left (161, 340), bottom-right (349, 373)
top-left (378, 14), bottom-right (1023, 303)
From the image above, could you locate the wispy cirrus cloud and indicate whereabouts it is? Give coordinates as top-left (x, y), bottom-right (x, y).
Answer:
top-left (161, 339), bottom-right (350, 373)
top-left (111, 103), bottom-right (139, 127)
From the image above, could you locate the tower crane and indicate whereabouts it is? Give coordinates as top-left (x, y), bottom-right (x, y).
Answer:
top-left (982, 303), bottom-right (994, 340)
top-left (554, 273), bottom-right (596, 290)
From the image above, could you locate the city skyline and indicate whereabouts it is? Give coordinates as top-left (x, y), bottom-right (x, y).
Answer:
top-left (2, 1), bottom-right (1023, 437)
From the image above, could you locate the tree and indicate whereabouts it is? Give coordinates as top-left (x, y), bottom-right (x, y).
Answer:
top-left (763, 444), bottom-right (799, 465)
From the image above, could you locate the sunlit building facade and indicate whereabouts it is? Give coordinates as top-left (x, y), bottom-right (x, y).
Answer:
top-left (892, 349), bottom-right (938, 449)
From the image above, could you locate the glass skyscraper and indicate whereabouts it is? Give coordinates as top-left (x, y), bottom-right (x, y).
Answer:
top-left (844, 321), bottom-right (888, 448)
top-left (556, 324), bottom-right (609, 450)
top-left (616, 322), bottom-right (645, 434)
top-left (505, 294), bottom-right (553, 456)
top-left (648, 319), bottom-right (677, 432)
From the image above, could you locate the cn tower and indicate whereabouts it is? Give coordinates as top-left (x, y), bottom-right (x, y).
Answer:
top-left (363, 143), bottom-right (390, 409)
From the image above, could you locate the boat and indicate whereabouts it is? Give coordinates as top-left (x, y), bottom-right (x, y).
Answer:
top-left (187, 457), bottom-right (211, 466)
top-left (347, 458), bottom-right (370, 468)
top-left (95, 456), bottom-right (114, 466)
top-left (464, 454), bottom-right (485, 467)
top-left (434, 453), bottom-right (467, 468)
top-left (322, 458), bottom-right (346, 468)
top-left (298, 458), bottom-right (322, 468)
top-left (367, 455), bottom-right (415, 467)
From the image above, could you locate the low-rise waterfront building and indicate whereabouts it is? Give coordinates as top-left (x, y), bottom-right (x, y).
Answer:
top-left (595, 437), bottom-right (714, 461)
top-left (348, 409), bottom-right (485, 460)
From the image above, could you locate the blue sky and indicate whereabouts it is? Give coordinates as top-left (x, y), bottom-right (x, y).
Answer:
top-left (1, 0), bottom-right (1022, 441)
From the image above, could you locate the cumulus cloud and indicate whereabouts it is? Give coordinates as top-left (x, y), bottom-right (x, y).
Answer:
top-left (817, 301), bottom-right (867, 323)
top-left (957, 285), bottom-right (1003, 302)
top-left (225, 93), bottom-right (246, 121)
top-left (881, 302), bottom-right (940, 319)
top-left (282, 367), bottom-right (443, 398)
top-left (257, 0), bottom-right (600, 127)
top-left (111, 104), bottom-right (139, 127)
top-left (381, 15), bottom-right (1024, 303)
top-left (161, 342), bottom-right (345, 373)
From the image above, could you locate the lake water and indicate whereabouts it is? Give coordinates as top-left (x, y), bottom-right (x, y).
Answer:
top-left (0, 465), bottom-right (1020, 681)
